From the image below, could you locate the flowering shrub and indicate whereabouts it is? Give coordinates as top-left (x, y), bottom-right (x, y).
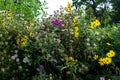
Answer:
top-left (0, 1), bottom-right (120, 80)
top-left (0, 10), bottom-right (43, 80)
top-left (38, 2), bottom-right (120, 80)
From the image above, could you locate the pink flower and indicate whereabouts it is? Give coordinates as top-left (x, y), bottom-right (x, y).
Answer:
top-left (39, 65), bottom-right (44, 70)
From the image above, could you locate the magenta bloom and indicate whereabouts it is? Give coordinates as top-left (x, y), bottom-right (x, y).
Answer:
top-left (52, 19), bottom-right (63, 27)
top-left (39, 65), bottom-right (44, 70)
top-left (59, 20), bottom-right (63, 27)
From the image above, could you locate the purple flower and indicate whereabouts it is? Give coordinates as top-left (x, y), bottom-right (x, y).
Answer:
top-left (100, 77), bottom-right (105, 80)
top-left (39, 65), bottom-right (44, 70)
top-left (52, 19), bottom-right (59, 25)
top-left (16, 58), bottom-right (20, 62)
top-left (52, 19), bottom-right (63, 27)
top-left (59, 20), bottom-right (63, 27)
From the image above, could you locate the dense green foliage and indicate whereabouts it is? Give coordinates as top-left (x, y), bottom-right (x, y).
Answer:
top-left (110, 0), bottom-right (120, 23)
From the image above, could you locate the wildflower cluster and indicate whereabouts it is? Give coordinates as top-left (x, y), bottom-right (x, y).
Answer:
top-left (73, 17), bottom-right (77, 26)
top-left (106, 50), bottom-right (115, 58)
top-left (1, 10), bottom-right (13, 20)
top-left (7, 12), bottom-right (12, 20)
top-left (94, 50), bottom-right (116, 66)
top-left (16, 35), bottom-right (28, 46)
top-left (74, 26), bottom-right (79, 38)
top-left (90, 19), bottom-right (101, 29)
top-left (11, 54), bottom-right (19, 62)
top-left (99, 57), bottom-right (112, 66)
top-left (72, 17), bottom-right (79, 38)
top-left (66, 2), bottom-right (72, 14)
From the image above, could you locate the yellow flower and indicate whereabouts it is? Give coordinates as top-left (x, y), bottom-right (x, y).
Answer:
top-left (21, 36), bottom-right (28, 45)
top-left (106, 42), bottom-right (111, 46)
top-left (90, 22), bottom-right (95, 29)
top-left (99, 57), bottom-right (112, 66)
top-left (91, 22), bottom-right (95, 26)
top-left (67, 2), bottom-right (72, 9)
top-left (8, 13), bottom-right (12, 17)
top-left (98, 58), bottom-right (105, 66)
top-left (74, 32), bottom-right (79, 38)
top-left (90, 25), bottom-right (94, 29)
top-left (67, 9), bottom-right (71, 14)
top-left (106, 50), bottom-right (115, 58)
top-left (74, 27), bottom-right (79, 32)
top-left (94, 19), bottom-right (101, 26)
top-left (93, 54), bottom-right (98, 60)
top-left (16, 38), bottom-right (20, 45)
top-left (67, 2), bottom-right (72, 14)
top-left (30, 32), bottom-right (34, 37)
top-left (109, 50), bottom-right (115, 56)
top-left (73, 17), bottom-right (77, 23)
top-left (89, 19), bottom-right (101, 29)
top-left (68, 56), bottom-right (75, 62)
top-left (7, 13), bottom-right (12, 19)
top-left (104, 57), bottom-right (112, 65)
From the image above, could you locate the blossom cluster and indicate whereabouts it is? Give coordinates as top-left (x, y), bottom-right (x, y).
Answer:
top-left (93, 50), bottom-right (116, 66)
top-left (52, 19), bottom-right (63, 27)
top-left (73, 17), bottom-right (79, 38)
top-left (16, 35), bottom-right (28, 46)
top-left (90, 19), bottom-right (101, 29)
top-left (74, 26), bottom-right (79, 38)
top-left (66, 2), bottom-right (72, 14)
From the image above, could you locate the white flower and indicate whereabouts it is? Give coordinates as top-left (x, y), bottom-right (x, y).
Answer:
top-left (86, 38), bottom-right (90, 42)
top-left (23, 57), bottom-right (29, 63)
top-left (11, 54), bottom-right (18, 60)
top-left (93, 43), bottom-right (97, 47)
top-left (11, 56), bottom-right (16, 60)
top-left (14, 54), bottom-right (18, 58)
top-left (16, 58), bottom-right (20, 62)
